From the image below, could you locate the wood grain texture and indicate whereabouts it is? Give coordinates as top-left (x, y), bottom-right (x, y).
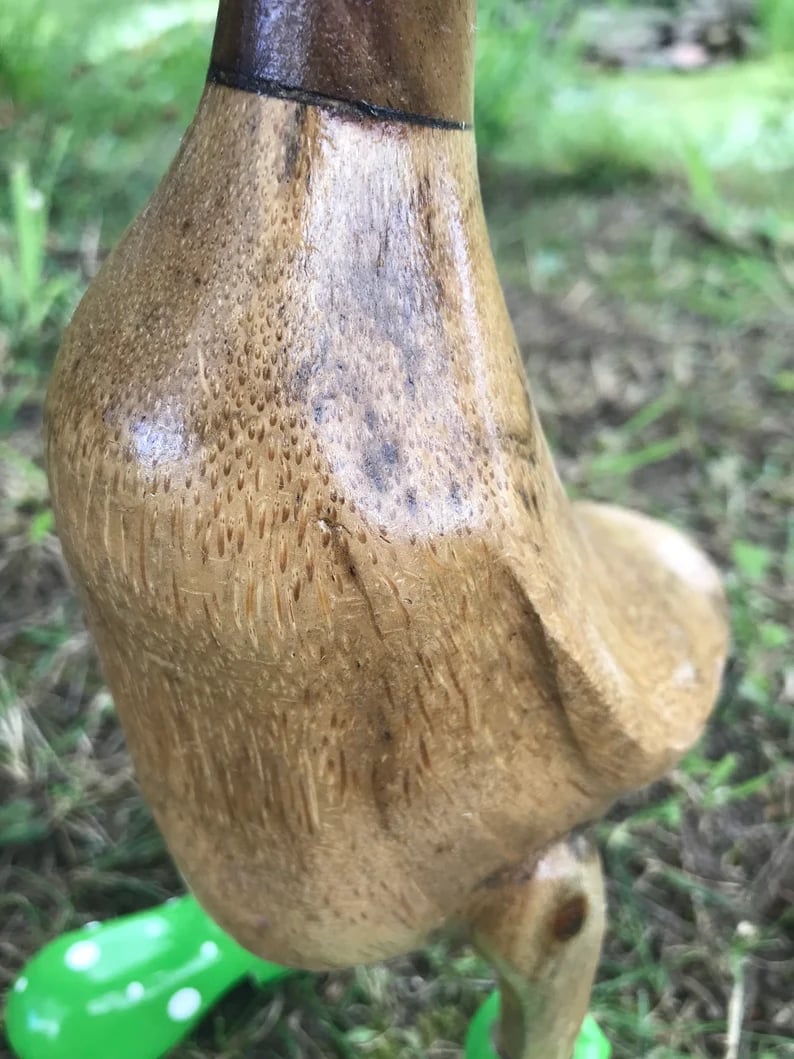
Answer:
top-left (466, 834), bottom-right (606, 1059)
top-left (45, 83), bottom-right (728, 971)
top-left (210, 0), bottom-right (475, 125)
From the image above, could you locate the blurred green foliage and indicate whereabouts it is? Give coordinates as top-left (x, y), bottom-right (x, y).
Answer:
top-left (758, 0), bottom-right (794, 52)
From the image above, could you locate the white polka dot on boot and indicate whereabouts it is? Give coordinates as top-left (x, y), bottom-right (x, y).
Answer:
top-left (167, 987), bottom-right (202, 1022)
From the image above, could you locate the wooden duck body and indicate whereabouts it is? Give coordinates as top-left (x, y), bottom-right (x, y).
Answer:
top-left (45, 5), bottom-right (728, 971)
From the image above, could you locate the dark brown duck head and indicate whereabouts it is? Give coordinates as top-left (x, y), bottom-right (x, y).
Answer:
top-left (45, 0), bottom-right (728, 991)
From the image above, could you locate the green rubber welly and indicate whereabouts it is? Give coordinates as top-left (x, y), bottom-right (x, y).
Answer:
top-left (5, 896), bottom-right (294, 1059)
top-left (465, 992), bottom-right (611, 1059)
top-left (6, 900), bottom-right (611, 1059)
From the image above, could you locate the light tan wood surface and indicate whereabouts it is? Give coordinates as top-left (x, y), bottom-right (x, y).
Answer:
top-left (465, 834), bottom-right (606, 1059)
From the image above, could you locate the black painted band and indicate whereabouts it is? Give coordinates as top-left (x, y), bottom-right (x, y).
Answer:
top-left (207, 63), bottom-right (472, 132)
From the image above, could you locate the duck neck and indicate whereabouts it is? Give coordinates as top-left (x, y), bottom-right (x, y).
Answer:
top-left (209, 0), bottom-right (476, 129)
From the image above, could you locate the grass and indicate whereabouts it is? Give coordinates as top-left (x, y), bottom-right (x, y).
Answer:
top-left (759, 0), bottom-right (794, 54)
top-left (1, 2), bottom-right (793, 1057)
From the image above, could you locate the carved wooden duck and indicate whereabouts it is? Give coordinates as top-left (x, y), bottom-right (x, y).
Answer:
top-left (45, 2), bottom-right (729, 1054)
